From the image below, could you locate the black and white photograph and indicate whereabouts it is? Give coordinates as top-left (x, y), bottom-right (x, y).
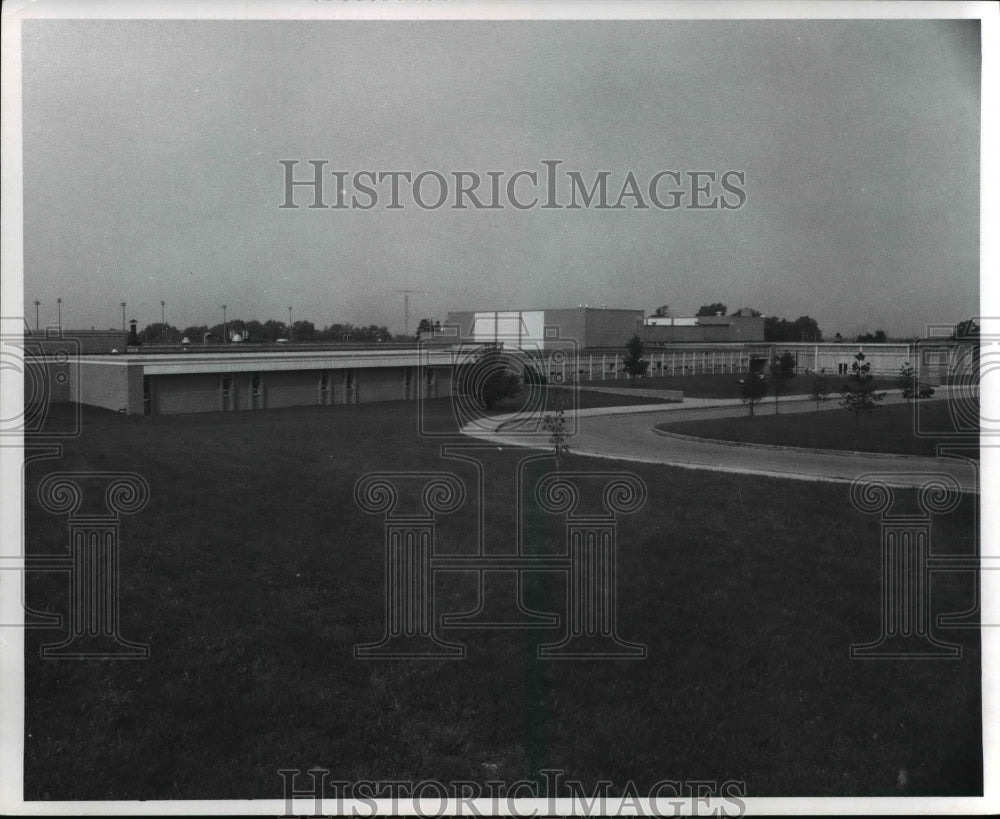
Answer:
top-left (0, 0), bottom-right (996, 815)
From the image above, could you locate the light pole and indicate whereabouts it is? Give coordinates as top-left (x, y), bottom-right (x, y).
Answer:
top-left (57, 297), bottom-right (62, 329)
top-left (120, 302), bottom-right (126, 335)
top-left (161, 300), bottom-right (165, 326)
top-left (33, 300), bottom-right (40, 330)
top-left (221, 305), bottom-right (227, 343)
top-left (288, 306), bottom-right (292, 341)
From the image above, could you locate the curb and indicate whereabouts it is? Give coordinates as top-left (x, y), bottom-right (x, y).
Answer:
top-left (649, 427), bottom-right (944, 461)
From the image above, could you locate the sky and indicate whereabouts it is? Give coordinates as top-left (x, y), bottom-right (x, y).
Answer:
top-left (18, 17), bottom-right (981, 339)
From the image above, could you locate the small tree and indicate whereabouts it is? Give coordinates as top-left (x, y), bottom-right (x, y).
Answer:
top-left (896, 362), bottom-right (918, 400)
top-left (542, 401), bottom-right (570, 467)
top-left (805, 367), bottom-right (832, 411)
top-left (456, 346), bottom-right (521, 410)
top-left (622, 334), bottom-right (649, 383)
top-left (739, 356), bottom-right (769, 418)
top-left (768, 350), bottom-right (797, 413)
top-left (839, 352), bottom-right (886, 432)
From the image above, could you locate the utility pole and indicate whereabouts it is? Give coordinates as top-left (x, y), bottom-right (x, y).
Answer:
top-left (221, 304), bottom-right (227, 343)
top-left (161, 300), bottom-right (165, 326)
top-left (288, 306), bottom-right (293, 341)
top-left (392, 289), bottom-right (428, 337)
top-left (57, 298), bottom-right (62, 329)
top-left (34, 300), bottom-right (40, 331)
top-left (120, 302), bottom-right (126, 334)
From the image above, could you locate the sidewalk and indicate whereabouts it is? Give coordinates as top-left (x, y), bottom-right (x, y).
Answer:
top-left (463, 390), bottom-right (978, 493)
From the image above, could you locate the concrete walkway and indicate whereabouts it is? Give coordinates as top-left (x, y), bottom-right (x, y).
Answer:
top-left (463, 391), bottom-right (978, 493)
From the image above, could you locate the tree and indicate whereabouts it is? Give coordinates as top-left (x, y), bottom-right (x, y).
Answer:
top-left (542, 401), bottom-right (570, 467)
top-left (768, 350), bottom-right (797, 413)
top-left (137, 322), bottom-right (182, 344)
top-left (622, 334), bottom-right (649, 383)
top-left (181, 325), bottom-right (210, 343)
top-left (739, 357), bottom-right (769, 418)
top-left (455, 346), bottom-right (521, 410)
top-left (896, 362), bottom-right (935, 401)
top-left (805, 367), bottom-right (833, 411)
top-left (260, 319), bottom-right (286, 341)
top-left (696, 303), bottom-right (727, 317)
top-left (839, 352), bottom-right (886, 432)
top-left (953, 318), bottom-right (979, 340)
top-left (765, 315), bottom-right (823, 342)
top-left (416, 318), bottom-right (434, 338)
top-left (652, 305), bottom-right (671, 318)
top-left (856, 329), bottom-right (887, 343)
top-left (291, 320), bottom-right (315, 342)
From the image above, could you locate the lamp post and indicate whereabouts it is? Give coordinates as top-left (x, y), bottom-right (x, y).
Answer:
top-left (161, 300), bottom-right (165, 326)
top-left (120, 302), bottom-right (126, 335)
top-left (288, 306), bottom-right (292, 341)
top-left (33, 300), bottom-right (40, 330)
top-left (221, 305), bottom-right (227, 343)
top-left (57, 298), bottom-right (62, 329)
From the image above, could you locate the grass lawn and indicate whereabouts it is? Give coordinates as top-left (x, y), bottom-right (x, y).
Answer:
top-left (657, 400), bottom-right (976, 458)
top-left (23, 399), bottom-right (980, 800)
top-left (580, 373), bottom-right (898, 399)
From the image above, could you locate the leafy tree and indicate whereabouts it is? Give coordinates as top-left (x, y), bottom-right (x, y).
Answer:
top-left (896, 362), bottom-right (918, 399)
top-left (739, 357), bottom-right (769, 418)
top-left (262, 319), bottom-right (287, 340)
top-left (291, 320), bottom-right (315, 342)
top-left (896, 362), bottom-right (935, 401)
top-left (456, 346), bottom-right (521, 410)
top-left (138, 322), bottom-right (182, 344)
top-left (839, 352), bottom-right (886, 432)
top-left (652, 305), bottom-right (671, 318)
top-left (953, 318), bottom-right (979, 340)
top-left (765, 315), bottom-right (823, 342)
top-left (622, 334), bottom-right (649, 383)
top-left (696, 303), bottom-right (728, 317)
top-left (805, 367), bottom-right (833, 411)
top-left (768, 350), bottom-right (797, 413)
top-left (857, 329), bottom-right (887, 343)
top-left (181, 325), bottom-right (209, 343)
top-left (542, 401), bottom-right (570, 467)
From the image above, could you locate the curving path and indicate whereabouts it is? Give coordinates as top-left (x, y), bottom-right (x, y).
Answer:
top-left (462, 394), bottom-right (979, 493)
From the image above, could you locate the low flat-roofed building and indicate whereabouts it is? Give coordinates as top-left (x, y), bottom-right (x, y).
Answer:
top-left (40, 345), bottom-right (458, 416)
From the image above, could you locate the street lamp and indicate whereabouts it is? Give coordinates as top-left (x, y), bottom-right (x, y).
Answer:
top-left (57, 298), bottom-right (62, 329)
top-left (288, 306), bottom-right (292, 341)
top-left (161, 300), bottom-right (165, 326)
top-left (120, 302), bottom-right (126, 334)
top-left (33, 300), bottom-right (40, 330)
top-left (221, 305), bottom-right (227, 343)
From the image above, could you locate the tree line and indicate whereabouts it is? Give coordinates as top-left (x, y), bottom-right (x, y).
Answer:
top-left (137, 319), bottom-right (394, 344)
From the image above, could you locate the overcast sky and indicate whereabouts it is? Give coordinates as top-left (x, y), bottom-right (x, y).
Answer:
top-left (20, 18), bottom-right (980, 338)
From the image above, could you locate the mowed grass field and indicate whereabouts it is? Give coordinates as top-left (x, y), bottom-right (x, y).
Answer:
top-left (580, 373), bottom-right (898, 399)
top-left (23, 398), bottom-right (980, 800)
top-left (659, 400), bottom-right (976, 458)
